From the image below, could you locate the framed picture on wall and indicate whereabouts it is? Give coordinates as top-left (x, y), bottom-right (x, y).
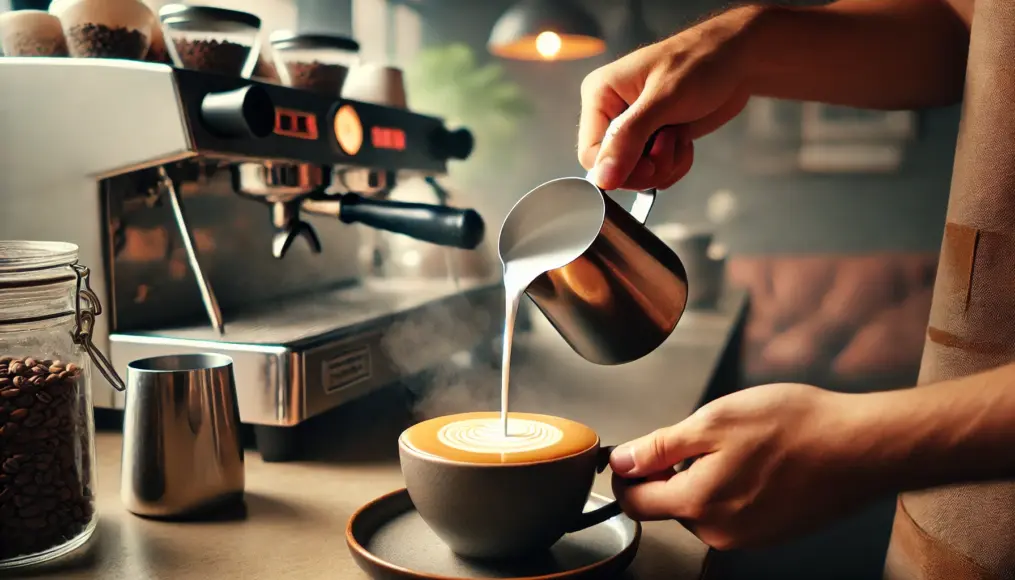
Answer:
top-left (742, 97), bottom-right (802, 174)
top-left (798, 104), bottom-right (915, 173)
top-left (797, 142), bottom-right (905, 173)
top-left (800, 103), bottom-right (916, 142)
top-left (741, 99), bottom-right (918, 174)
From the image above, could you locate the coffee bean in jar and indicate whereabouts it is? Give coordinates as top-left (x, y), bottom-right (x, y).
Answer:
top-left (0, 11), bottom-right (70, 57)
top-left (269, 32), bottom-right (360, 95)
top-left (145, 18), bottom-right (171, 64)
top-left (0, 241), bottom-right (124, 570)
top-left (0, 358), bottom-right (93, 561)
top-left (285, 61), bottom-right (348, 95)
top-left (64, 23), bottom-right (147, 59)
top-left (252, 54), bottom-right (280, 83)
top-left (172, 38), bottom-right (250, 76)
top-left (48, 0), bottom-right (155, 60)
top-left (2, 33), bottom-right (70, 57)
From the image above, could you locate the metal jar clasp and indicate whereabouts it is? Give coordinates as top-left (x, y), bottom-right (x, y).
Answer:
top-left (71, 263), bottom-right (126, 392)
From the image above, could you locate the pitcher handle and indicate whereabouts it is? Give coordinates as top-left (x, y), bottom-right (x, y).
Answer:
top-left (583, 169), bottom-right (657, 226)
top-left (588, 125), bottom-right (671, 225)
top-left (628, 126), bottom-right (670, 224)
top-left (629, 189), bottom-right (656, 225)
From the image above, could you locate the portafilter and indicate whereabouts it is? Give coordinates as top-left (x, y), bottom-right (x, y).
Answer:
top-left (233, 161), bottom-right (329, 259)
top-left (233, 163), bottom-right (486, 258)
top-left (301, 192), bottom-right (486, 252)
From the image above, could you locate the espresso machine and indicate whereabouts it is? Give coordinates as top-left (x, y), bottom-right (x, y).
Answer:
top-left (0, 57), bottom-right (502, 461)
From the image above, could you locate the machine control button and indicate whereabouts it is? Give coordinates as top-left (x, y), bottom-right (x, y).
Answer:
top-left (334, 104), bottom-right (363, 155)
top-left (200, 85), bottom-right (275, 139)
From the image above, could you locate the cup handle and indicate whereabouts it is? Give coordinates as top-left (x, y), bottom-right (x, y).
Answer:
top-left (564, 445), bottom-right (624, 533)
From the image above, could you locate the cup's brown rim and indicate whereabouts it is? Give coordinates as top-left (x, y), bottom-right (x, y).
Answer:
top-left (345, 487), bottom-right (642, 580)
top-left (398, 433), bottom-right (601, 468)
top-left (397, 412), bottom-right (602, 468)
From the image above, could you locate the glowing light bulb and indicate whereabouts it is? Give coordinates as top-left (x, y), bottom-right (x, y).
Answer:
top-left (535, 31), bottom-right (562, 59)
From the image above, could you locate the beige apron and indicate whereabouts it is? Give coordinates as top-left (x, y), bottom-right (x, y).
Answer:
top-left (882, 1), bottom-right (1015, 578)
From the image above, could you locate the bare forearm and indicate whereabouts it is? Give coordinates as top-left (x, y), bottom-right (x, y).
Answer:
top-left (733, 0), bottom-right (970, 109)
top-left (849, 363), bottom-right (1015, 492)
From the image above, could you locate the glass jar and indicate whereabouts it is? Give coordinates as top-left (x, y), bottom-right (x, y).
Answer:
top-left (269, 31), bottom-right (360, 95)
top-left (159, 4), bottom-right (262, 78)
top-left (49, 0), bottom-right (155, 60)
top-left (0, 241), bottom-right (124, 570)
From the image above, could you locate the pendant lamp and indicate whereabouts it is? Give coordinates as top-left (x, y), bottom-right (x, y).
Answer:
top-left (488, 0), bottom-right (605, 61)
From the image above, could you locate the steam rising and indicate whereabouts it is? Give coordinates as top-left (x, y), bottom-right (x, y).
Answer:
top-left (378, 290), bottom-right (568, 421)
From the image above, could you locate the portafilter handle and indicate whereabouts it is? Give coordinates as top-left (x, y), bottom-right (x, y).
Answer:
top-left (337, 193), bottom-right (485, 250)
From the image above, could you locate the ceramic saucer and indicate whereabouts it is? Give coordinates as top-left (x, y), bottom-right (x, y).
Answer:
top-left (347, 488), bottom-right (641, 580)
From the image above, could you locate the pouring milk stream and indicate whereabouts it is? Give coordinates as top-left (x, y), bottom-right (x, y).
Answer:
top-left (498, 204), bottom-right (606, 435)
top-left (493, 166), bottom-right (689, 439)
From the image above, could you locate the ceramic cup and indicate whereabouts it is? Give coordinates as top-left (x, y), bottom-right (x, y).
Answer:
top-left (398, 412), bottom-right (621, 560)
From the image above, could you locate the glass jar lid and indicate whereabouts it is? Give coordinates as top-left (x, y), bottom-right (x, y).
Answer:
top-left (0, 240), bottom-right (78, 276)
top-left (0, 241), bottom-right (125, 391)
top-left (159, 4), bottom-right (261, 33)
top-left (269, 32), bottom-right (360, 53)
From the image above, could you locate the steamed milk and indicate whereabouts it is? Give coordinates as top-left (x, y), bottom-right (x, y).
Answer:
top-left (401, 411), bottom-right (598, 464)
top-left (439, 415), bottom-right (563, 454)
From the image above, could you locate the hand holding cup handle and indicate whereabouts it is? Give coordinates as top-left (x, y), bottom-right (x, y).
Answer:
top-left (564, 445), bottom-right (626, 533)
top-left (399, 415), bottom-right (644, 559)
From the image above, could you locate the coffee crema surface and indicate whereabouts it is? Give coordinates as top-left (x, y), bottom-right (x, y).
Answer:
top-left (400, 412), bottom-right (598, 465)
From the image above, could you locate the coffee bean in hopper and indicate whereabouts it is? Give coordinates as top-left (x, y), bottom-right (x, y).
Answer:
top-left (0, 357), bottom-right (94, 560)
top-left (0, 33), bottom-right (69, 57)
top-left (173, 39), bottom-right (250, 76)
top-left (65, 23), bottom-right (147, 59)
top-left (286, 61), bottom-right (348, 95)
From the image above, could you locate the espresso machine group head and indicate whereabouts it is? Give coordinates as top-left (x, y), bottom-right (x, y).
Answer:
top-left (173, 71), bottom-right (483, 258)
top-left (214, 83), bottom-right (482, 260)
top-left (0, 57), bottom-right (501, 461)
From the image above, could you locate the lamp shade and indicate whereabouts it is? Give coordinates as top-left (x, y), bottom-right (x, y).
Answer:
top-left (488, 0), bottom-right (605, 61)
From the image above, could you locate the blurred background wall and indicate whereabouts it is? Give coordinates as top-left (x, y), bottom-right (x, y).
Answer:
top-left (2, 0), bottom-right (956, 391)
top-left (405, 0), bottom-right (955, 392)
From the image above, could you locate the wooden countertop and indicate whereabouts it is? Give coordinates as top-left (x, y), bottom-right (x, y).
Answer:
top-left (10, 291), bottom-right (746, 580)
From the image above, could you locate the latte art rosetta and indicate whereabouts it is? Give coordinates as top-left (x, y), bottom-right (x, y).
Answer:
top-left (437, 418), bottom-right (564, 454)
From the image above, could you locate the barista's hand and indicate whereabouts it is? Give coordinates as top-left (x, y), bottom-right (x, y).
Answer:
top-left (609, 383), bottom-right (887, 549)
top-left (578, 7), bottom-right (760, 192)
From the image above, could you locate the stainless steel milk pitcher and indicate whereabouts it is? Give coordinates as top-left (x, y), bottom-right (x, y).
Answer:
top-left (498, 178), bottom-right (688, 365)
top-left (121, 354), bottom-right (245, 518)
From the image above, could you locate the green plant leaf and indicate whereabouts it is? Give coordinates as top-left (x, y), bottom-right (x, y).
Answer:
top-left (405, 43), bottom-right (533, 188)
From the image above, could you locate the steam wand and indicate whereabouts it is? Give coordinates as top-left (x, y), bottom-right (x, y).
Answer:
top-left (157, 167), bottom-right (226, 334)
